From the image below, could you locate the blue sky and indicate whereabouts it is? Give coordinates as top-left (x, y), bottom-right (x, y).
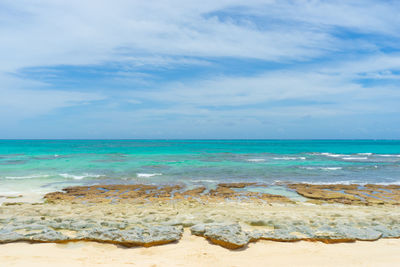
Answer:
top-left (1, 0), bottom-right (400, 139)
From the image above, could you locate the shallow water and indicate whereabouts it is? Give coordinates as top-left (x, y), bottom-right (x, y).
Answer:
top-left (1, 140), bottom-right (400, 196)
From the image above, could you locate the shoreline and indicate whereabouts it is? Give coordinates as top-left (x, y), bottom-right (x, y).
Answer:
top-left (1, 183), bottom-right (400, 247)
top-left (43, 182), bottom-right (400, 206)
top-left (1, 182), bottom-right (400, 265)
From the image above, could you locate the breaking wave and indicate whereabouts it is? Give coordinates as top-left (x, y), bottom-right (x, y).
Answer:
top-left (137, 173), bottom-right (162, 178)
top-left (59, 173), bottom-right (105, 180)
top-left (246, 158), bottom-right (266, 162)
top-left (273, 157), bottom-right (306, 160)
top-left (4, 174), bottom-right (50, 180)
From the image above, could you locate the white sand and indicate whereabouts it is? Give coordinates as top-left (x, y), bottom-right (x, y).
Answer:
top-left (1, 230), bottom-right (400, 267)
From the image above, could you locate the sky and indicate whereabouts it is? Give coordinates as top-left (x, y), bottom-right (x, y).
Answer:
top-left (0, 0), bottom-right (400, 139)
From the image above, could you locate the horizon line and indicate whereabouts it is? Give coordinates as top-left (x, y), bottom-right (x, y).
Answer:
top-left (0, 139), bottom-right (399, 141)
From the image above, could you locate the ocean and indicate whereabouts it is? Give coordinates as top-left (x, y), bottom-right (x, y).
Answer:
top-left (1, 140), bottom-right (400, 197)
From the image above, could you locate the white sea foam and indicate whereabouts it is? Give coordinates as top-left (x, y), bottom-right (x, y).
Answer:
top-left (4, 174), bottom-right (50, 180)
top-left (319, 153), bottom-right (346, 157)
top-left (273, 180), bottom-right (356, 185)
top-left (357, 153), bottom-right (373, 156)
top-left (285, 180), bottom-right (400, 186)
top-left (195, 179), bottom-right (217, 183)
top-left (342, 157), bottom-right (368, 160)
top-left (59, 173), bottom-right (104, 180)
top-left (301, 167), bottom-right (342, 171)
top-left (246, 158), bottom-right (265, 162)
top-left (374, 181), bottom-right (400, 185)
top-left (378, 154), bottom-right (400, 157)
top-left (137, 173), bottom-right (162, 178)
top-left (305, 180), bottom-right (355, 185)
top-left (273, 157), bottom-right (306, 160)
top-left (322, 167), bottom-right (343, 170)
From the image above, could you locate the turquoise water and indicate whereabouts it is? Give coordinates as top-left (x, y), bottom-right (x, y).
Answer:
top-left (1, 140), bottom-right (400, 196)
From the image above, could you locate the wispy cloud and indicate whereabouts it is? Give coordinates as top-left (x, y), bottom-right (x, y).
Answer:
top-left (0, 0), bottom-right (359, 71)
top-left (0, 74), bottom-right (104, 119)
top-left (0, 0), bottom-right (399, 138)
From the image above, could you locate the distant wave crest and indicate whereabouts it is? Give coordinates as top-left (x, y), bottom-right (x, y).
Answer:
top-left (300, 167), bottom-right (342, 171)
top-left (246, 158), bottom-right (265, 162)
top-left (319, 152), bottom-right (347, 157)
top-left (342, 157), bottom-right (368, 160)
top-left (137, 173), bottom-right (162, 178)
top-left (273, 157), bottom-right (306, 160)
top-left (4, 174), bottom-right (50, 180)
top-left (59, 173), bottom-right (104, 180)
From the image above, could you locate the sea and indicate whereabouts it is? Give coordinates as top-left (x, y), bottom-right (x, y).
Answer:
top-left (1, 140), bottom-right (400, 198)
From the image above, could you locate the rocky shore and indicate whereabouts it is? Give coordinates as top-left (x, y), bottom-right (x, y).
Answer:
top-left (1, 183), bottom-right (400, 250)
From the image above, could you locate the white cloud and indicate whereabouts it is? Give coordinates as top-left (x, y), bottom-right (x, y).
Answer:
top-left (0, 0), bottom-right (398, 74)
top-left (0, 0), bottom-right (400, 138)
top-left (0, 74), bottom-right (104, 120)
top-left (0, 0), bottom-right (375, 72)
top-left (133, 72), bottom-right (359, 107)
top-left (321, 54), bottom-right (400, 77)
top-left (240, 1), bottom-right (400, 36)
top-left (120, 52), bottom-right (400, 120)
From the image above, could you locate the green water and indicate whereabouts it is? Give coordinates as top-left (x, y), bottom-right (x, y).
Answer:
top-left (1, 140), bottom-right (400, 195)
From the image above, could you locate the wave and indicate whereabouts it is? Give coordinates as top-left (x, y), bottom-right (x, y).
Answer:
top-left (309, 180), bottom-right (400, 186)
top-left (300, 180), bottom-right (356, 185)
top-left (194, 179), bottom-right (217, 183)
top-left (342, 157), bottom-right (368, 160)
top-left (137, 173), bottom-right (162, 178)
top-left (318, 153), bottom-right (347, 158)
top-left (315, 152), bottom-right (400, 159)
top-left (273, 179), bottom-right (400, 186)
top-left (246, 158), bottom-right (265, 162)
top-left (273, 180), bottom-right (356, 185)
top-left (300, 167), bottom-right (342, 171)
top-left (374, 181), bottom-right (400, 185)
top-left (273, 157), bottom-right (306, 160)
top-left (59, 173), bottom-right (104, 180)
top-left (4, 174), bottom-right (50, 180)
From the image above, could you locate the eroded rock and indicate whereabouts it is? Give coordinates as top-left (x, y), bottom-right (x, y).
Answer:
top-left (191, 223), bottom-right (250, 249)
top-left (0, 228), bottom-right (70, 243)
top-left (287, 183), bottom-right (400, 205)
top-left (77, 225), bottom-right (183, 247)
top-left (44, 183), bottom-right (293, 204)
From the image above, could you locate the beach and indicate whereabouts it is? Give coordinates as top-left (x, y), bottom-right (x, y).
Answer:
top-left (1, 141), bottom-right (400, 266)
top-left (2, 0), bottom-right (400, 264)
top-left (2, 233), bottom-right (400, 267)
top-left (1, 182), bottom-right (400, 266)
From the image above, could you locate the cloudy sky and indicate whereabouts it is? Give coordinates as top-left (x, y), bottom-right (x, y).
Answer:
top-left (1, 0), bottom-right (400, 139)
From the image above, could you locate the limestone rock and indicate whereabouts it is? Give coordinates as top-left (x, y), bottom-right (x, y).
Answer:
top-left (0, 228), bottom-right (69, 243)
top-left (191, 223), bottom-right (250, 249)
top-left (27, 229), bottom-right (70, 242)
top-left (338, 227), bottom-right (382, 241)
top-left (312, 227), bottom-right (355, 243)
top-left (0, 230), bottom-right (24, 243)
top-left (260, 229), bottom-right (300, 242)
top-left (78, 225), bottom-right (183, 247)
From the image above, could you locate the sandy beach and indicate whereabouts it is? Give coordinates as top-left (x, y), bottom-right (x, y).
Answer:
top-left (2, 0), bottom-right (400, 263)
top-left (1, 231), bottom-right (400, 267)
top-left (1, 182), bottom-right (400, 266)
